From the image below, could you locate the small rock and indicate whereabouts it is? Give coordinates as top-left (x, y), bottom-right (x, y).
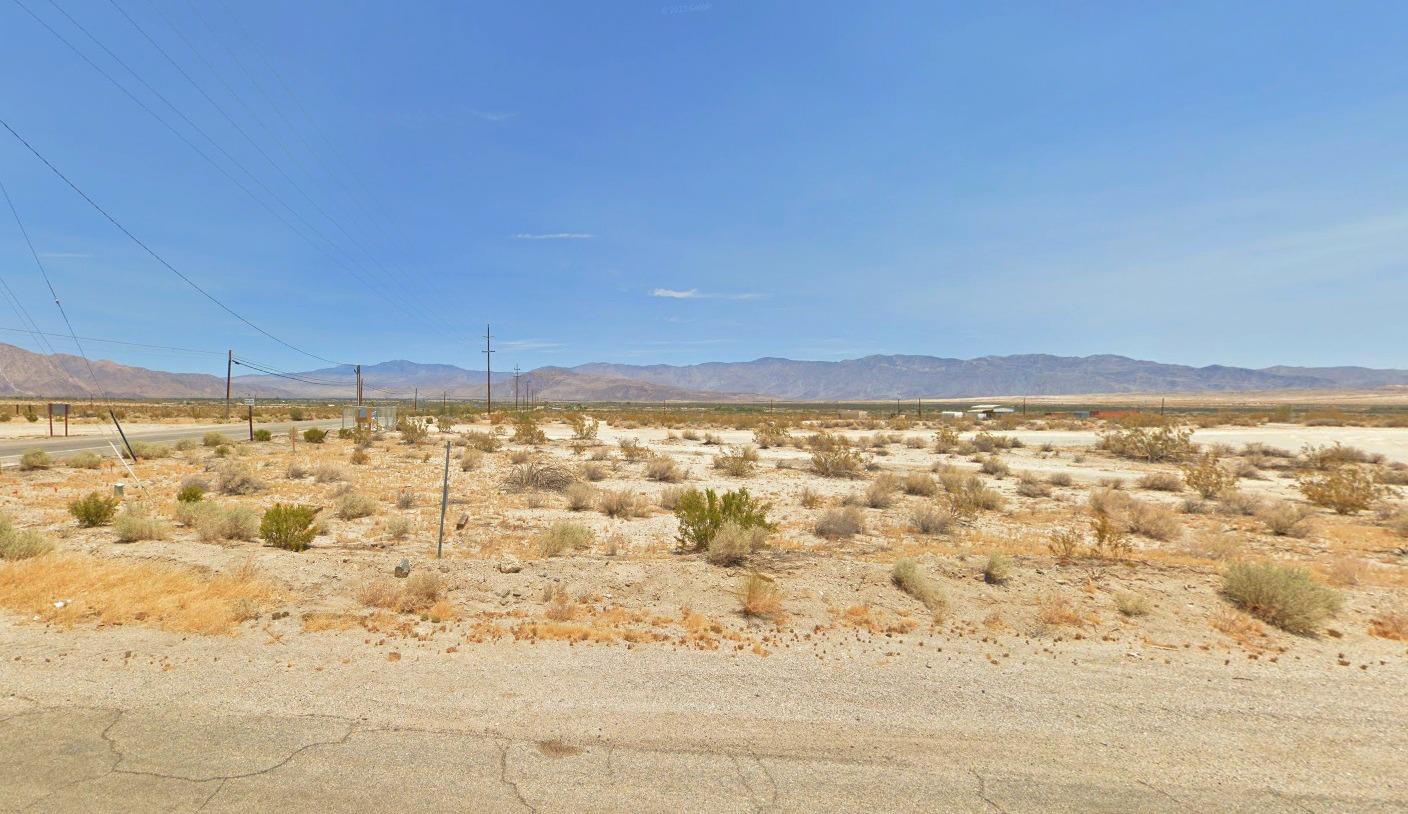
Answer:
top-left (394, 558), bottom-right (412, 578)
top-left (497, 558), bottom-right (522, 574)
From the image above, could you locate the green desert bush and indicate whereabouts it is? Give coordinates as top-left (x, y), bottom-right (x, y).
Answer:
top-left (1298, 466), bottom-right (1392, 514)
top-left (252, 429), bottom-right (273, 442)
top-left (809, 447), bottom-right (867, 478)
top-left (1182, 453), bottom-right (1235, 499)
top-left (177, 484), bottom-right (205, 503)
top-left (713, 446), bottom-right (758, 478)
top-left (260, 504), bottom-right (319, 552)
top-left (303, 428), bottom-right (328, 444)
top-left (674, 487), bottom-right (775, 551)
top-left (19, 449), bottom-right (51, 471)
top-left (1097, 424), bottom-right (1194, 462)
top-left (202, 432), bottom-right (229, 447)
top-left (1221, 561), bottom-right (1342, 635)
top-left (69, 491), bottom-right (120, 527)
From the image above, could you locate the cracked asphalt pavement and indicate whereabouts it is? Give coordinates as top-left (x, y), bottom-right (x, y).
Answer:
top-left (2, 620), bottom-right (1404, 812)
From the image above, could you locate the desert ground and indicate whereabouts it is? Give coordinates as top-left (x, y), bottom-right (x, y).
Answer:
top-left (2, 410), bottom-right (1406, 812)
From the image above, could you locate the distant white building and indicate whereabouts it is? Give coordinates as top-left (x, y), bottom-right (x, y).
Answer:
top-left (966, 404), bottom-right (1014, 421)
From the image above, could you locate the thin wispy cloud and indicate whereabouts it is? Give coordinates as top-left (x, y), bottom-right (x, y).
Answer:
top-left (499, 339), bottom-right (564, 351)
top-left (471, 109), bottom-right (517, 123)
top-left (512, 232), bottom-right (595, 240)
top-left (650, 288), bottom-right (763, 300)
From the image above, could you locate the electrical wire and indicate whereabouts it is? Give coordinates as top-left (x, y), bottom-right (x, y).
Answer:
top-left (0, 116), bottom-right (348, 367)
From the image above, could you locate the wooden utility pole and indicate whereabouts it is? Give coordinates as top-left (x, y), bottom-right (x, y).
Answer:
top-left (482, 324), bottom-right (494, 416)
top-left (413, 387), bottom-right (418, 414)
top-left (225, 349), bottom-right (233, 420)
top-left (513, 365), bottom-right (521, 411)
top-left (435, 440), bottom-right (451, 559)
top-left (355, 364), bottom-right (363, 405)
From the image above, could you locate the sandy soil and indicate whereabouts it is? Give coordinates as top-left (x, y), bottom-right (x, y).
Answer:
top-left (2, 417), bottom-right (1406, 810)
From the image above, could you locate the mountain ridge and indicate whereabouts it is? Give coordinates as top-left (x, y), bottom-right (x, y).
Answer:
top-left (3, 342), bottom-right (1408, 401)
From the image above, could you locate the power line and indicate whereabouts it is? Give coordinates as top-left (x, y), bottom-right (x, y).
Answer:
top-left (17, 0), bottom-right (461, 340)
top-left (1, 116), bottom-right (347, 367)
top-left (105, 0), bottom-right (464, 340)
top-left (0, 325), bottom-right (225, 356)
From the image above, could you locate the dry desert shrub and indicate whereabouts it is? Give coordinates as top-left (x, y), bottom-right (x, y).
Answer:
top-left (1301, 442), bottom-right (1380, 469)
top-left (646, 455), bottom-right (686, 482)
top-left (863, 475), bottom-right (901, 508)
top-left (946, 478), bottom-right (1004, 519)
top-left (910, 504), bottom-right (954, 535)
top-left (707, 521), bottom-right (767, 566)
top-left (1016, 473), bottom-right (1051, 497)
top-left (1047, 527), bottom-right (1083, 560)
top-left (979, 455), bottom-right (1009, 477)
top-left (1221, 561), bottom-right (1342, 635)
top-left (1298, 466), bottom-right (1392, 514)
top-left (982, 553), bottom-right (1011, 585)
top-left (1046, 472), bottom-right (1074, 487)
top-left (67, 451), bottom-right (102, 470)
top-left (1256, 501), bottom-right (1312, 537)
top-left (464, 431), bottom-right (501, 452)
top-left (618, 438), bottom-right (650, 461)
top-left (536, 521), bottom-right (594, 557)
top-left (565, 482), bottom-right (597, 512)
top-left (359, 572), bottom-right (443, 613)
top-left (713, 446), bottom-right (759, 477)
top-left (335, 492), bottom-right (377, 520)
top-left (798, 487), bottom-right (824, 509)
top-left (739, 573), bottom-right (783, 622)
top-left (1115, 591), bottom-right (1150, 617)
top-left (114, 504), bottom-right (170, 543)
top-left (1037, 593), bottom-right (1087, 628)
top-left (580, 461), bottom-right (610, 481)
top-left (18, 449), bottom-right (51, 471)
top-left (384, 516), bottom-right (412, 540)
top-left (1138, 472), bottom-right (1183, 492)
top-left (1369, 608), bottom-right (1408, 641)
top-left (658, 486), bottom-right (689, 511)
top-left (0, 554), bottom-right (276, 634)
top-left (202, 431), bottom-right (229, 447)
top-left (933, 425), bottom-right (960, 453)
top-left (457, 448), bottom-right (483, 471)
top-left (1127, 500), bottom-right (1181, 541)
top-left (891, 558), bottom-right (947, 617)
top-left (816, 506), bottom-right (864, 539)
top-left (216, 462), bottom-right (263, 495)
top-left (1097, 424), bottom-right (1193, 462)
top-left (598, 489), bottom-right (648, 519)
top-left (809, 447), bottom-right (867, 479)
top-left (504, 460), bottom-right (577, 492)
top-left (509, 450), bottom-right (532, 464)
top-left (1327, 556), bottom-right (1367, 587)
top-left (0, 516), bottom-right (52, 561)
top-left (903, 472), bottom-right (937, 496)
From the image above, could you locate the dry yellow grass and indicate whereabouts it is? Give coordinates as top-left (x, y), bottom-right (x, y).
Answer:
top-left (0, 554), bottom-right (279, 635)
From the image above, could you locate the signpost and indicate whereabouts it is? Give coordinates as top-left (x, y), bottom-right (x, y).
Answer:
top-left (244, 398), bottom-right (255, 441)
top-left (47, 403), bottom-right (69, 438)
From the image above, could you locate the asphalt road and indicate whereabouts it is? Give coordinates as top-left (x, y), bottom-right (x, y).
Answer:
top-left (0, 419), bottom-right (341, 467)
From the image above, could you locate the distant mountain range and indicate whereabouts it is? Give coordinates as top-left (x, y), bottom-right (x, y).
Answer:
top-left (3, 342), bottom-right (1407, 402)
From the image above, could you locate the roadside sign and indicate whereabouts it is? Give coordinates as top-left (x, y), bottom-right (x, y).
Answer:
top-left (47, 403), bottom-right (69, 437)
top-left (243, 398), bottom-right (256, 406)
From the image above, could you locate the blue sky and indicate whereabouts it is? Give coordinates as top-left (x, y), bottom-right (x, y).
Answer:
top-left (1, 1), bottom-right (1406, 376)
